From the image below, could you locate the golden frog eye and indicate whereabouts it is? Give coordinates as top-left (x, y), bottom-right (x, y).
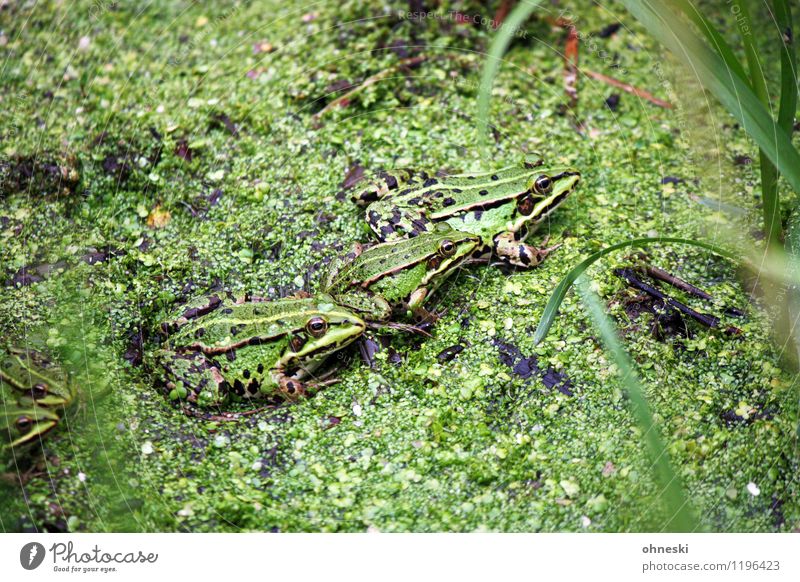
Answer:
top-left (32, 383), bottom-right (48, 399)
top-left (533, 174), bottom-right (553, 194)
top-left (438, 239), bottom-right (456, 257)
top-left (15, 416), bottom-right (33, 434)
top-left (305, 317), bottom-right (328, 338)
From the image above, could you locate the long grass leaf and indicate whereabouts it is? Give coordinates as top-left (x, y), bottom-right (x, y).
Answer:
top-left (477, 0), bottom-right (545, 148)
top-left (576, 278), bottom-right (699, 531)
top-left (533, 237), bottom-right (736, 345)
top-left (773, 0), bottom-right (798, 135)
top-left (620, 1), bottom-right (800, 195)
top-left (671, 0), bottom-right (749, 82)
top-left (730, 1), bottom-right (782, 247)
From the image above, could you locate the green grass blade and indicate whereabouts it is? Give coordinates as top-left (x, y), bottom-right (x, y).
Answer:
top-left (785, 213), bottom-right (800, 368)
top-left (671, 0), bottom-right (749, 83)
top-left (533, 237), bottom-right (736, 345)
top-left (621, 1), bottom-right (800, 196)
top-left (773, 0), bottom-right (797, 135)
top-left (732, 0), bottom-right (770, 103)
top-left (730, 1), bottom-right (782, 247)
top-left (477, 0), bottom-right (545, 149)
top-left (576, 277), bottom-right (699, 531)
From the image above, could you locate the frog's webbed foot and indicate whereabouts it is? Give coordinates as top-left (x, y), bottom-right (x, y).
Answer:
top-left (492, 232), bottom-right (561, 268)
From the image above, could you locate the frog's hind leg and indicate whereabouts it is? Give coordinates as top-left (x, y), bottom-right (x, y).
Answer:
top-left (350, 169), bottom-right (428, 206)
top-left (492, 232), bottom-right (561, 268)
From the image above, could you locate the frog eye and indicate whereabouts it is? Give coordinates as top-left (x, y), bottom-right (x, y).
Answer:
top-left (438, 239), bottom-right (456, 257)
top-left (533, 174), bottom-right (553, 194)
top-left (15, 416), bottom-right (33, 434)
top-left (31, 383), bottom-right (48, 399)
top-left (305, 317), bottom-right (328, 338)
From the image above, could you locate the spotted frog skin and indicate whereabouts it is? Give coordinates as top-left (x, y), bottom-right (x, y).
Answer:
top-left (156, 294), bottom-right (366, 406)
top-left (322, 225), bottom-right (481, 322)
top-left (356, 160), bottom-right (580, 268)
top-left (1, 348), bottom-right (76, 448)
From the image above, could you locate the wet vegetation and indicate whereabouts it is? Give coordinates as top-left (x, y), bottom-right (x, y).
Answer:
top-left (0, 0), bottom-right (797, 532)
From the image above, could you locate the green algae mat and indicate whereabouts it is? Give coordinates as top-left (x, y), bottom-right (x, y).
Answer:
top-left (0, 0), bottom-right (797, 532)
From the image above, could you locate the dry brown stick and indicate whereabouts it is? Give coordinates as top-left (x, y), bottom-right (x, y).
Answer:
top-left (616, 268), bottom-right (742, 335)
top-left (641, 264), bottom-right (746, 317)
top-left (493, 0), bottom-right (514, 28)
top-left (564, 25), bottom-right (580, 111)
top-left (313, 55), bottom-right (427, 120)
top-left (641, 265), bottom-right (714, 300)
top-left (583, 68), bottom-right (673, 109)
top-left (181, 405), bottom-right (276, 422)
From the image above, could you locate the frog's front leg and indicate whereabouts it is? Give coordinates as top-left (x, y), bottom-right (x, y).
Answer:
top-left (275, 374), bottom-right (308, 401)
top-left (404, 287), bottom-right (440, 324)
top-left (273, 367), bottom-right (340, 401)
top-left (492, 232), bottom-right (561, 268)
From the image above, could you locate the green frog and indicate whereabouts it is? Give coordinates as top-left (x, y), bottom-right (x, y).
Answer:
top-left (356, 159), bottom-right (580, 267)
top-left (156, 294), bottom-right (366, 406)
top-left (322, 225), bottom-right (481, 322)
top-left (0, 348), bottom-right (76, 448)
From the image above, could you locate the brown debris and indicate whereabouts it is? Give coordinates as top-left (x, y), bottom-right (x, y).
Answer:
top-left (583, 69), bottom-right (673, 109)
top-left (312, 56), bottom-right (427, 121)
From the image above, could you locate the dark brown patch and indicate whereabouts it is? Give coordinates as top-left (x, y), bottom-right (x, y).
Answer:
top-left (517, 193), bottom-right (535, 216)
top-left (427, 255), bottom-right (443, 270)
top-left (437, 344), bottom-right (464, 362)
top-left (233, 379), bottom-right (245, 395)
top-left (517, 246), bottom-right (531, 265)
top-left (341, 164), bottom-right (365, 189)
top-left (494, 339), bottom-right (574, 396)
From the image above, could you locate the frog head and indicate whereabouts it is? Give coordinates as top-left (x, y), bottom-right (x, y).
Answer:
top-left (522, 167), bottom-right (581, 224)
top-left (284, 295), bottom-right (366, 361)
top-left (0, 348), bottom-right (75, 407)
top-left (0, 398), bottom-right (61, 448)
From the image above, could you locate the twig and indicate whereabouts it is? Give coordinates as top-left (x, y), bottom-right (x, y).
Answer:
top-left (493, 0), bottom-right (514, 28)
top-left (564, 25), bottom-right (580, 111)
top-left (313, 56), bottom-right (427, 120)
top-left (181, 404), bottom-right (276, 422)
top-left (583, 69), bottom-right (673, 109)
top-left (637, 264), bottom-right (745, 317)
top-left (615, 268), bottom-right (741, 335)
